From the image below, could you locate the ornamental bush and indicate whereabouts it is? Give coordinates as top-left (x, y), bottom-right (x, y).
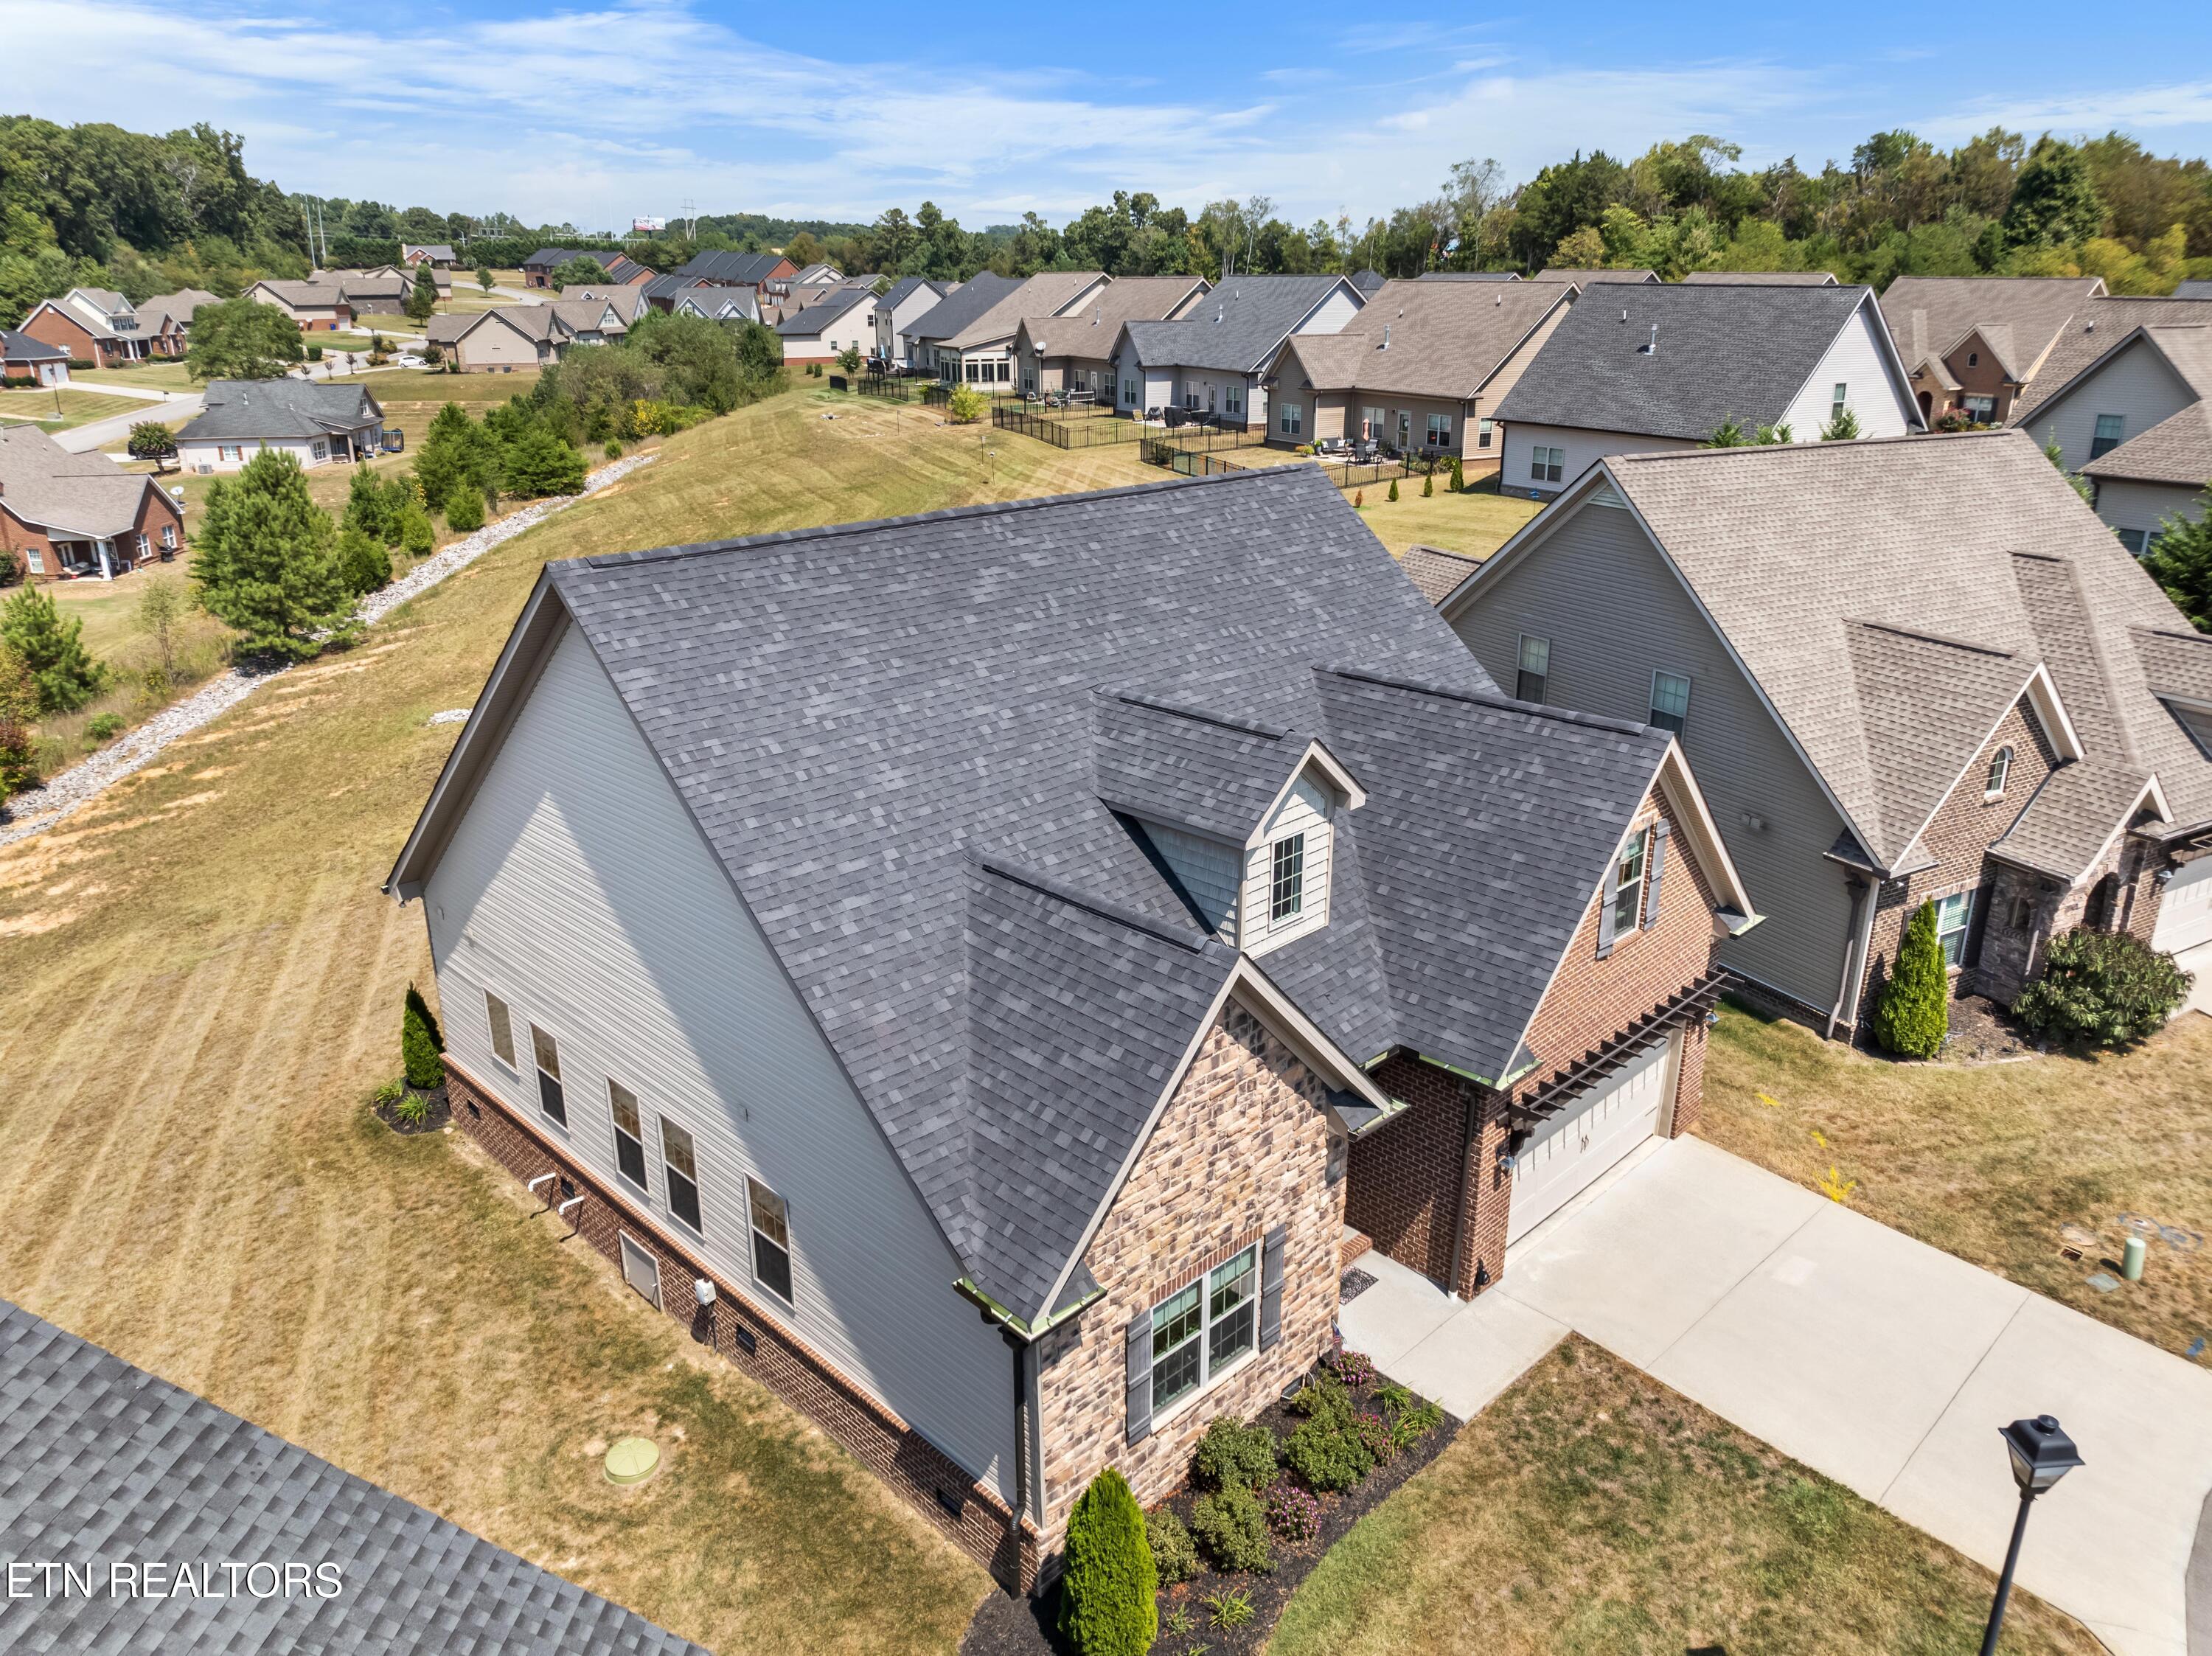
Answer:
top-left (1057, 1467), bottom-right (1156, 1656)
top-left (947, 383), bottom-right (989, 423)
top-left (1872, 899), bottom-right (1949, 1058)
top-left (2014, 927), bottom-right (2191, 1049)
top-left (1263, 1478), bottom-right (1320, 1542)
top-left (1387, 476), bottom-right (1399, 502)
top-left (1144, 1506), bottom-right (1197, 1585)
top-left (1189, 1483), bottom-right (1273, 1573)
top-left (1422, 467), bottom-right (1433, 497)
top-left (1323, 1346), bottom-right (1375, 1389)
top-left (335, 525), bottom-right (392, 596)
top-left (401, 987), bottom-right (445, 1089)
top-left (398, 503), bottom-right (435, 559)
top-left (1352, 1411), bottom-right (1397, 1466)
top-left (1192, 1416), bottom-right (1277, 1492)
top-left (1289, 1372), bottom-right (1352, 1427)
top-left (1282, 1416), bottom-right (1372, 1493)
top-left (0, 587), bottom-right (105, 713)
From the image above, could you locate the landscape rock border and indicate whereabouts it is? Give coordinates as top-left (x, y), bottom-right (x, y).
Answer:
top-left (0, 451), bottom-right (656, 849)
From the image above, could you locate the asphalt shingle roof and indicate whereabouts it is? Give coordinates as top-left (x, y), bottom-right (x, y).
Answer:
top-left (1534, 268), bottom-right (1658, 285)
top-left (2175, 280), bottom-right (2212, 299)
top-left (878, 276), bottom-right (954, 313)
top-left (1118, 275), bottom-right (1356, 374)
top-left (1879, 276), bottom-right (2104, 387)
top-left (1273, 278), bottom-right (1572, 401)
top-left (0, 425), bottom-right (170, 538)
top-left (1397, 544), bottom-right (1485, 605)
top-left (1014, 278), bottom-right (1210, 357)
top-left (1495, 282), bottom-right (1885, 440)
top-left (1, 326), bottom-right (67, 362)
top-left (917, 271), bottom-right (1105, 349)
top-left (0, 1298), bottom-right (704, 1656)
top-left (177, 380), bottom-right (382, 444)
top-left (773, 285), bottom-right (873, 336)
top-left (2061, 324), bottom-right (2212, 487)
top-left (674, 251), bottom-right (790, 285)
top-left (1681, 270), bottom-right (1838, 285)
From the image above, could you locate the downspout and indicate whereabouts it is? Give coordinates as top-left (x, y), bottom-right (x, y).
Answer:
top-left (1444, 1076), bottom-right (1484, 1300)
top-left (1825, 874), bottom-right (1877, 1040)
top-left (1001, 1327), bottom-right (1034, 1545)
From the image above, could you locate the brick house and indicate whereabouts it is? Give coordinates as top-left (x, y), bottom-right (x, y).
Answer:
top-left (17, 288), bottom-right (175, 367)
top-left (2, 327), bottom-right (71, 386)
top-left (0, 425), bottom-right (184, 581)
top-left (521, 248), bottom-right (655, 289)
top-left (1880, 276), bottom-right (2107, 426)
top-left (384, 467), bottom-right (1756, 1590)
top-left (1439, 428), bottom-right (2212, 1041)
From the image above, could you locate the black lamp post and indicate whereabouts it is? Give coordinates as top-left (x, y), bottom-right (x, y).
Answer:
top-left (1979, 1415), bottom-right (2082, 1656)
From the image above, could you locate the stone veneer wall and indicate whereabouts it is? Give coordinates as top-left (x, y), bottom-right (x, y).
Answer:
top-left (1031, 1002), bottom-right (1341, 1554)
top-left (443, 1063), bottom-right (1040, 1590)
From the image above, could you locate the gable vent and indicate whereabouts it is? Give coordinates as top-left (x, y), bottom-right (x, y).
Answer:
top-left (1589, 481), bottom-right (1627, 509)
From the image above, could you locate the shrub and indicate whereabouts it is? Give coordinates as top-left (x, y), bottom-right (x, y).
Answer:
top-left (335, 525), bottom-right (393, 596)
top-left (1057, 1467), bottom-right (1155, 1656)
top-left (947, 383), bottom-right (989, 423)
top-left (372, 1076), bottom-right (405, 1107)
top-left (1145, 1506), bottom-right (1198, 1585)
top-left (1386, 476), bottom-right (1399, 502)
top-left (127, 421), bottom-right (177, 464)
top-left (1422, 467), bottom-right (1433, 497)
top-left (402, 989), bottom-right (445, 1090)
top-left (1373, 1381), bottom-right (1413, 1418)
top-left (1, 587), bottom-right (105, 713)
top-left (443, 485), bottom-right (484, 532)
top-left (500, 423), bottom-right (587, 497)
top-left (306, 343), bottom-right (324, 362)
top-left (1263, 1478), bottom-right (1320, 1542)
top-left (1324, 1347), bottom-right (1375, 1389)
top-left (1872, 899), bottom-right (1948, 1058)
top-left (86, 712), bottom-right (125, 742)
top-left (1450, 456), bottom-right (1465, 492)
top-left (604, 439), bottom-right (622, 460)
top-left (1289, 1372), bottom-right (1352, 1424)
top-left (1389, 1400), bottom-right (1444, 1453)
top-left (1282, 1416), bottom-right (1373, 1493)
top-left (1205, 1587), bottom-right (1255, 1629)
top-left (1820, 404), bottom-right (1862, 441)
top-left (393, 1090), bottom-right (431, 1127)
top-left (398, 504), bottom-right (435, 559)
top-left (2014, 927), bottom-right (2191, 1048)
top-left (1193, 1416), bottom-right (1278, 1491)
top-left (0, 646), bottom-right (39, 802)
top-left (1188, 1483), bottom-right (1272, 1573)
top-left (1352, 1411), bottom-right (1398, 1466)
top-left (405, 982), bottom-right (445, 1051)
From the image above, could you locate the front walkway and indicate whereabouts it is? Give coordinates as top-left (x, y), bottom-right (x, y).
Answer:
top-left (1341, 1135), bottom-right (2212, 1656)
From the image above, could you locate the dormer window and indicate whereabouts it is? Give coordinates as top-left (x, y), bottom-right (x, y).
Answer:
top-left (1986, 745), bottom-right (2013, 799)
top-left (1270, 834), bottom-right (1306, 922)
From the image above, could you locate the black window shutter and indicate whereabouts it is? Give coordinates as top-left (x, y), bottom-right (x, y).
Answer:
top-left (1259, 1225), bottom-right (1287, 1351)
top-left (1596, 863), bottom-right (1620, 959)
top-left (1642, 821), bottom-right (1671, 930)
top-left (1125, 1307), bottom-right (1154, 1445)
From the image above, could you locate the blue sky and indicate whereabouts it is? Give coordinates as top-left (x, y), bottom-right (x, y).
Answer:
top-left (13, 0), bottom-right (2212, 231)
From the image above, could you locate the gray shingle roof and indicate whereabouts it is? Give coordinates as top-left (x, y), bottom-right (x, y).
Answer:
top-left (1092, 690), bottom-right (1327, 844)
top-left (1681, 270), bottom-right (1838, 285)
top-left (0, 1298), bottom-right (703, 1656)
top-left (675, 251), bottom-right (789, 285)
top-left (1, 327), bottom-right (67, 362)
top-left (917, 272), bottom-right (1105, 349)
top-left (1416, 271), bottom-right (1522, 282)
top-left (903, 271), bottom-right (1022, 344)
top-left (773, 285), bottom-right (872, 336)
top-left (178, 380), bottom-right (383, 444)
top-left (1273, 278), bottom-right (1573, 401)
top-left (1535, 268), bottom-right (1658, 285)
top-left (1495, 282), bottom-right (1886, 440)
top-left (878, 276), bottom-right (953, 313)
top-left (2176, 280), bottom-right (2212, 299)
top-left (1117, 275), bottom-right (1357, 374)
top-left (0, 425), bottom-right (171, 538)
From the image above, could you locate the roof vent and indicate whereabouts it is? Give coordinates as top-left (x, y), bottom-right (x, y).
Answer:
top-left (1621, 308), bottom-right (1629, 323)
top-left (1382, 324), bottom-right (1390, 349)
top-left (1644, 322), bottom-right (1658, 355)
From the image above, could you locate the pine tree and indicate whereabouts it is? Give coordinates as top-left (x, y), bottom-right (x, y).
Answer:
top-left (0, 643), bottom-right (39, 801)
top-left (1058, 1467), bottom-right (1156, 1656)
top-left (0, 586), bottom-right (105, 713)
top-left (2143, 497), bottom-right (2212, 630)
top-left (406, 262), bottom-right (438, 323)
top-left (500, 424), bottom-right (587, 497)
top-left (1422, 467), bottom-right (1434, 497)
top-left (343, 465), bottom-right (392, 544)
top-left (190, 450), bottom-right (355, 662)
top-left (335, 524), bottom-right (393, 595)
top-left (398, 503), bottom-right (435, 558)
top-left (443, 485), bottom-right (484, 532)
top-left (1387, 476), bottom-right (1399, 502)
top-left (401, 984), bottom-right (445, 1088)
top-left (1872, 899), bottom-right (1950, 1058)
top-left (414, 403), bottom-right (498, 517)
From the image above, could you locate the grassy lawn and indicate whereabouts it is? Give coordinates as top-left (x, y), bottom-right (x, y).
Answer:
top-left (0, 382), bottom-right (1224, 1648)
top-left (1702, 1000), bottom-right (2212, 1364)
top-left (71, 361), bottom-right (201, 393)
top-left (0, 388), bottom-right (157, 432)
top-left (1357, 475), bottom-right (1540, 560)
top-left (1274, 1338), bottom-right (2096, 1656)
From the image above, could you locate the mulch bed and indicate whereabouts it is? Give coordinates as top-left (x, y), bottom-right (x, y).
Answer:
top-left (1938, 993), bottom-right (2037, 1063)
top-left (961, 1360), bottom-right (1461, 1656)
top-left (374, 1082), bottom-right (451, 1135)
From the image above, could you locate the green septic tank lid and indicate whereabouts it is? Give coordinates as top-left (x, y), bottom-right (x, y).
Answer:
top-left (605, 1436), bottom-right (661, 1486)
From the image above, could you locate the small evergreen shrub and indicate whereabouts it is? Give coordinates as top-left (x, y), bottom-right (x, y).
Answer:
top-left (1872, 899), bottom-right (1949, 1058)
top-left (1188, 1483), bottom-right (1272, 1573)
top-left (1263, 1478), bottom-right (1320, 1542)
top-left (1192, 1416), bottom-right (1278, 1491)
top-left (1422, 467), bottom-right (1433, 497)
top-left (86, 713), bottom-right (125, 742)
top-left (1289, 1372), bottom-right (1352, 1424)
top-left (1057, 1468), bottom-right (1156, 1656)
top-left (1283, 1416), bottom-right (1372, 1493)
top-left (400, 505), bottom-right (435, 559)
top-left (605, 439), bottom-right (622, 460)
top-left (1144, 1506), bottom-right (1198, 1585)
top-left (307, 344), bottom-right (323, 361)
top-left (443, 486), bottom-right (485, 532)
top-left (335, 526), bottom-right (393, 596)
top-left (402, 989), bottom-right (445, 1089)
top-left (1386, 477), bottom-right (1399, 502)
top-left (2014, 927), bottom-right (2191, 1048)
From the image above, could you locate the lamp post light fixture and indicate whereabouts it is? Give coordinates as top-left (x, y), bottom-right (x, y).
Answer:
top-left (1979, 1415), bottom-right (2082, 1656)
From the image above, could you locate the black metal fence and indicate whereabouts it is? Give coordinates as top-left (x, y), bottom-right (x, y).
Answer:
top-left (922, 383), bottom-right (951, 408)
top-left (992, 404), bottom-right (1146, 448)
top-left (858, 375), bottom-right (911, 401)
top-left (1312, 456), bottom-right (1409, 490)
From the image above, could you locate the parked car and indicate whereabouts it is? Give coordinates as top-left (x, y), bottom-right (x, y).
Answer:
top-left (395, 353), bottom-right (427, 369)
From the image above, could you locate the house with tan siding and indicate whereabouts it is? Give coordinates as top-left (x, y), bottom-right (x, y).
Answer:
top-left (1009, 276), bottom-right (1211, 398)
top-left (384, 466), bottom-right (1755, 1592)
top-left (1109, 274), bottom-right (1367, 431)
top-left (425, 299), bottom-right (627, 372)
top-left (248, 279), bottom-right (354, 332)
top-left (910, 270), bottom-right (1110, 386)
top-left (1439, 430), bottom-right (2212, 1041)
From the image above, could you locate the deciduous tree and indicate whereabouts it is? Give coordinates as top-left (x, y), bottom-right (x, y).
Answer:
top-left (184, 296), bottom-right (304, 380)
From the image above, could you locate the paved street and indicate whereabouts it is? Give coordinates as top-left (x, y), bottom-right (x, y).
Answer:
top-left (1343, 1133), bottom-right (2212, 1656)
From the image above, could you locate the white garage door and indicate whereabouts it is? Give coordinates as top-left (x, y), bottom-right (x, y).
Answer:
top-left (2152, 857), bottom-right (2212, 955)
top-left (1507, 1038), bottom-right (1672, 1245)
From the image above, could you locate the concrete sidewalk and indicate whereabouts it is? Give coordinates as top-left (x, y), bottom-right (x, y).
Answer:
top-left (1343, 1135), bottom-right (2212, 1656)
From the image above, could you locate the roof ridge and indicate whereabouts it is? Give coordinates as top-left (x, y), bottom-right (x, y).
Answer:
top-left (1610, 428), bottom-right (2021, 467)
top-left (1104, 687), bottom-right (1288, 740)
top-left (1321, 667), bottom-right (1657, 737)
top-left (970, 855), bottom-right (1222, 956)
top-left (1845, 617), bottom-right (2017, 658)
top-left (571, 467), bottom-right (1305, 570)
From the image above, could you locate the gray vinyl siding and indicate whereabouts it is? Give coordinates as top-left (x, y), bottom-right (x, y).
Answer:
top-left (1781, 304), bottom-right (1914, 438)
top-left (1146, 821), bottom-right (1241, 941)
top-left (1498, 421), bottom-right (1700, 501)
top-left (1242, 776), bottom-right (1333, 954)
top-left (2028, 335), bottom-right (2196, 474)
top-left (2093, 477), bottom-right (2203, 546)
top-left (1295, 287), bottom-right (1364, 336)
top-left (422, 622), bottom-right (1016, 1500)
top-left (1447, 500), bottom-right (1858, 1014)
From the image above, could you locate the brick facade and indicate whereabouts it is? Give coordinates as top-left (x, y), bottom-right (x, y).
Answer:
top-left (19, 307), bottom-right (112, 368)
top-left (1, 487), bottom-right (185, 584)
top-left (443, 1063), bottom-right (1041, 1590)
top-left (1344, 781), bottom-right (1721, 1298)
top-left (1032, 1002), bottom-right (1341, 1551)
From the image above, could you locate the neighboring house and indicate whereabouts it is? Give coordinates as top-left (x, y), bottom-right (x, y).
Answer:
top-left (326, 270), bottom-right (409, 315)
top-left (1681, 270), bottom-right (1839, 285)
top-left (0, 424), bottom-right (184, 580)
top-left (135, 287), bottom-right (220, 346)
top-left (1440, 429), bottom-right (2212, 1041)
top-left (523, 248), bottom-right (654, 288)
top-left (2175, 280), bottom-right (2212, 299)
top-left (385, 466), bottom-right (1755, 1590)
top-left (0, 1298), bottom-right (703, 1656)
top-left (1879, 276), bottom-right (2107, 425)
top-left (173, 378), bottom-right (386, 472)
top-left (790, 262), bottom-right (844, 285)
top-left (1, 326), bottom-right (70, 386)
top-left (2017, 320), bottom-right (2212, 554)
top-left (1534, 268), bottom-right (1660, 285)
top-left (1110, 274), bottom-right (1366, 430)
top-left (773, 284), bottom-right (877, 363)
top-left (641, 272), bottom-right (714, 312)
top-left (1009, 276), bottom-right (1211, 397)
top-left (672, 250), bottom-right (798, 287)
top-left (403, 242), bottom-right (458, 267)
top-left (1262, 276), bottom-right (1578, 462)
top-left (248, 279), bottom-right (354, 332)
top-left (1491, 281), bottom-right (1921, 500)
top-left (18, 287), bottom-right (178, 366)
top-left (561, 285), bottom-right (650, 327)
top-left (1415, 271), bottom-right (1524, 283)
top-left (1351, 268), bottom-right (1389, 296)
top-left (672, 288), bottom-right (760, 325)
top-left (910, 271), bottom-right (1110, 385)
top-left (425, 299), bottom-right (627, 373)
top-left (874, 275), bottom-right (956, 366)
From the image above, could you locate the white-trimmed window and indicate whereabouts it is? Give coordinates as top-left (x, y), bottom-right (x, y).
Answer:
top-left (485, 991), bottom-right (515, 1065)
top-left (1609, 829), bottom-right (1649, 939)
top-left (748, 1176), bottom-right (793, 1303)
top-left (1426, 412), bottom-right (1453, 448)
top-left (1649, 670), bottom-right (1691, 734)
top-left (1935, 888), bottom-right (1974, 967)
top-left (2116, 526), bottom-right (2149, 557)
top-left (1985, 745), bottom-right (2013, 799)
top-left (310, 439), bottom-right (327, 462)
top-left (1531, 445), bottom-right (1563, 484)
top-left (530, 1023), bottom-right (566, 1124)
top-left (1277, 402), bottom-right (1302, 437)
top-left (661, 1118), bottom-right (703, 1232)
top-left (1269, 832), bottom-right (1306, 922)
top-left (1150, 1245), bottom-right (1258, 1414)
top-left (1516, 635), bottom-right (1550, 703)
top-left (218, 445), bottom-right (243, 462)
top-left (25, 547), bottom-right (44, 574)
top-left (1225, 381), bottom-right (1242, 415)
top-left (1478, 417), bottom-right (1494, 450)
top-left (2090, 414), bottom-right (2124, 460)
top-left (608, 1080), bottom-right (647, 1191)
top-left (1963, 394), bottom-right (1996, 422)
top-left (161, 522), bottom-right (177, 549)
top-left (1831, 383), bottom-right (1848, 420)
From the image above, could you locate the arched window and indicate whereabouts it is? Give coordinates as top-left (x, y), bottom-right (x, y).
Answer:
top-left (1986, 745), bottom-right (2013, 799)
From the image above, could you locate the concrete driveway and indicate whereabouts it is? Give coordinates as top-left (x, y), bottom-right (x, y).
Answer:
top-left (1343, 1135), bottom-right (2212, 1656)
top-left (55, 389), bottom-right (203, 454)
